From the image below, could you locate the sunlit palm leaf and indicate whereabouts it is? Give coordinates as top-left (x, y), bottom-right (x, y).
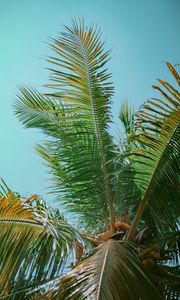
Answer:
top-left (0, 191), bottom-right (82, 299)
top-left (0, 178), bottom-right (11, 197)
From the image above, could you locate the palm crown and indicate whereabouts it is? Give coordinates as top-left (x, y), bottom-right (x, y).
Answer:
top-left (1, 19), bottom-right (179, 299)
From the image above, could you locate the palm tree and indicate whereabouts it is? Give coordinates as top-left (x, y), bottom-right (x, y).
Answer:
top-left (1, 19), bottom-right (179, 299)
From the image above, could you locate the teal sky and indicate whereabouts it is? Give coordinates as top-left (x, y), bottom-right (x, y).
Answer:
top-left (0, 0), bottom-right (179, 205)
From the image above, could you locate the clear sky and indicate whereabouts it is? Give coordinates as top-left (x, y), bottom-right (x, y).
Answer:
top-left (0, 0), bottom-right (179, 205)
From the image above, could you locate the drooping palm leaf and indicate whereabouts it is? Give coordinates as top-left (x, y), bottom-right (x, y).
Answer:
top-left (0, 190), bottom-right (83, 299)
top-left (38, 239), bottom-right (162, 300)
top-left (14, 20), bottom-right (116, 231)
top-left (124, 63), bottom-right (180, 239)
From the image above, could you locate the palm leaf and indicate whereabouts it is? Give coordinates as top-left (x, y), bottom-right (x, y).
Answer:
top-left (0, 191), bottom-right (83, 299)
top-left (162, 265), bottom-right (180, 300)
top-left (119, 100), bottom-right (135, 137)
top-left (124, 63), bottom-right (180, 239)
top-left (162, 230), bottom-right (180, 266)
top-left (0, 178), bottom-right (11, 196)
top-left (14, 20), bottom-right (116, 231)
top-left (39, 240), bottom-right (162, 300)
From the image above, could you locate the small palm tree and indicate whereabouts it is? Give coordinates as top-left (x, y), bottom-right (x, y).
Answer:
top-left (1, 20), bottom-right (179, 299)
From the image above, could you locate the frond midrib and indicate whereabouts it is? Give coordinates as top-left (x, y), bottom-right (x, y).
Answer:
top-left (96, 241), bottom-right (111, 299)
top-left (74, 31), bottom-right (115, 230)
top-left (0, 218), bottom-right (43, 228)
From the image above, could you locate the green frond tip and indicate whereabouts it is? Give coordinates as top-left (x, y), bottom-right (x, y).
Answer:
top-left (119, 100), bottom-right (135, 136)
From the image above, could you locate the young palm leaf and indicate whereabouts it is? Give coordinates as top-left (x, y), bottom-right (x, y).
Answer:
top-left (119, 100), bottom-right (135, 137)
top-left (14, 20), bottom-right (116, 231)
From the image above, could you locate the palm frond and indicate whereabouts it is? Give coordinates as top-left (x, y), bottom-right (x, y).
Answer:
top-left (14, 20), bottom-right (117, 231)
top-left (39, 240), bottom-right (162, 300)
top-left (0, 191), bottom-right (83, 299)
top-left (162, 265), bottom-right (180, 300)
top-left (124, 63), bottom-right (180, 239)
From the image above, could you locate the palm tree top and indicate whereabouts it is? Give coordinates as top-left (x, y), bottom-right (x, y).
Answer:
top-left (4, 19), bottom-right (179, 299)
